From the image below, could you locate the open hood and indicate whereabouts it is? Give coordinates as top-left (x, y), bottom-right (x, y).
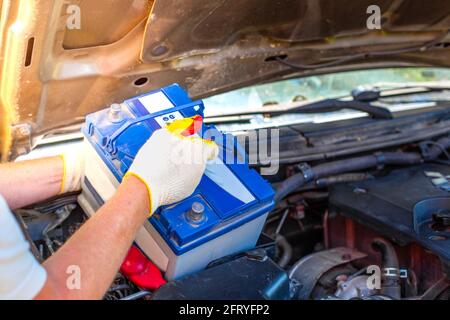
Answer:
top-left (2, 0), bottom-right (450, 157)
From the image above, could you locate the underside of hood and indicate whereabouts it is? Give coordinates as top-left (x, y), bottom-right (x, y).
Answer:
top-left (1, 0), bottom-right (450, 158)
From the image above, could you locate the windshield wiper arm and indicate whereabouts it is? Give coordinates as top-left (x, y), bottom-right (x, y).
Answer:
top-left (352, 82), bottom-right (450, 102)
top-left (207, 98), bottom-right (393, 120)
top-left (288, 99), bottom-right (393, 120)
top-left (206, 82), bottom-right (450, 122)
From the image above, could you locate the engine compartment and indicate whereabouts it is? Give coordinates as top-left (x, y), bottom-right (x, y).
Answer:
top-left (14, 108), bottom-right (450, 300)
top-left (15, 139), bottom-right (449, 300)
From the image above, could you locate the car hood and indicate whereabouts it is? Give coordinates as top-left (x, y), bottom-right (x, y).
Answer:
top-left (1, 0), bottom-right (450, 157)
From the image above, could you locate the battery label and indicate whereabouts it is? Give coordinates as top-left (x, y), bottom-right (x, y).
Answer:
top-left (139, 92), bottom-right (174, 114)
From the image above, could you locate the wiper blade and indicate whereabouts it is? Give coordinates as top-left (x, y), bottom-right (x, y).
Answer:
top-left (206, 82), bottom-right (450, 122)
top-left (289, 99), bottom-right (393, 120)
top-left (207, 98), bottom-right (393, 120)
top-left (352, 82), bottom-right (450, 102)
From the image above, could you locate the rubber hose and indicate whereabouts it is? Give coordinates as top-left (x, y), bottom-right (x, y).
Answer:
top-left (274, 137), bottom-right (450, 203)
top-left (426, 136), bottom-right (450, 160)
top-left (372, 238), bottom-right (401, 300)
top-left (276, 235), bottom-right (293, 268)
top-left (315, 173), bottom-right (373, 188)
top-left (274, 151), bottom-right (422, 202)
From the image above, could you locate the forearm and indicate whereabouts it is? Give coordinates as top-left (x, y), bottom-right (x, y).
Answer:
top-left (35, 176), bottom-right (149, 300)
top-left (0, 156), bottom-right (63, 210)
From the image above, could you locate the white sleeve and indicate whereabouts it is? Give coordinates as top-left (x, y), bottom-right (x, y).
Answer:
top-left (0, 194), bottom-right (47, 300)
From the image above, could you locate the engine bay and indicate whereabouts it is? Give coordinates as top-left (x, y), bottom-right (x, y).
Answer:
top-left (14, 87), bottom-right (450, 301)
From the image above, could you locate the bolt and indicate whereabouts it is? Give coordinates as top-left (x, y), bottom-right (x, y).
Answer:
top-left (18, 126), bottom-right (30, 136)
top-left (110, 103), bottom-right (121, 113)
top-left (109, 104), bottom-right (123, 123)
top-left (187, 202), bottom-right (205, 223)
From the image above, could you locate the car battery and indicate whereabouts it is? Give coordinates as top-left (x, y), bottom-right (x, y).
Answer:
top-left (78, 83), bottom-right (275, 280)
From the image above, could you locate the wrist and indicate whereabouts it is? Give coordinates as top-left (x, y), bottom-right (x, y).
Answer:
top-left (59, 147), bottom-right (84, 194)
top-left (121, 174), bottom-right (153, 217)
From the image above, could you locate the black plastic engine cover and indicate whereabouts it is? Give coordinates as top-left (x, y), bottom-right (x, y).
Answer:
top-left (329, 163), bottom-right (450, 264)
top-left (152, 249), bottom-right (290, 300)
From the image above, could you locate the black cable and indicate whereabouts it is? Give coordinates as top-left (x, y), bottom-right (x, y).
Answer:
top-left (274, 30), bottom-right (449, 71)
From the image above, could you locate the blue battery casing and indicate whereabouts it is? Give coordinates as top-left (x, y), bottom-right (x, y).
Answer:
top-left (83, 84), bottom-right (275, 255)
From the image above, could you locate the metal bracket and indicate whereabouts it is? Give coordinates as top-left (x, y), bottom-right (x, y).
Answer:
top-left (297, 162), bottom-right (315, 182)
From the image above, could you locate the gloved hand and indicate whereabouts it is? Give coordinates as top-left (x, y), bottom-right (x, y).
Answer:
top-left (125, 128), bottom-right (218, 216)
top-left (59, 145), bottom-right (85, 194)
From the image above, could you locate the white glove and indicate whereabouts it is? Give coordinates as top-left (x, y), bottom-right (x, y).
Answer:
top-left (125, 128), bottom-right (219, 216)
top-left (59, 145), bottom-right (85, 194)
